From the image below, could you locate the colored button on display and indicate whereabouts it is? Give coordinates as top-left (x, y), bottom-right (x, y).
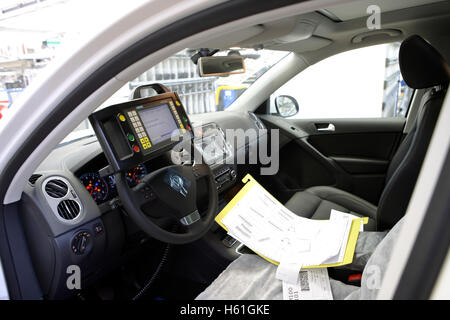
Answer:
top-left (139, 137), bottom-right (151, 150)
top-left (128, 133), bottom-right (135, 141)
top-left (140, 137), bottom-right (149, 144)
top-left (133, 145), bottom-right (140, 153)
top-left (119, 114), bottom-right (126, 122)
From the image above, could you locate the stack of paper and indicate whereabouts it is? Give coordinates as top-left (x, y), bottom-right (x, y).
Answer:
top-left (218, 178), bottom-right (365, 268)
top-left (215, 174), bottom-right (368, 300)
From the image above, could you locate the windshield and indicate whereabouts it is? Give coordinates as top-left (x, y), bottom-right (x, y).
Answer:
top-left (101, 48), bottom-right (288, 111)
top-left (0, 1), bottom-right (288, 145)
top-left (0, 0), bottom-right (148, 140)
top-left (61, 48), bottom-right (288, 144)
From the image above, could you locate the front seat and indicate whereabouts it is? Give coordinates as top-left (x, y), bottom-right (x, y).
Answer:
top-left (285, 35), bottom-right (449, 231)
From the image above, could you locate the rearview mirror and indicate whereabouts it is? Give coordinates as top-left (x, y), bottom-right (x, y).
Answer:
top-left (275, 95), bottom-right (299, 118)
top-left (198, 56), bottom-right (245, 77)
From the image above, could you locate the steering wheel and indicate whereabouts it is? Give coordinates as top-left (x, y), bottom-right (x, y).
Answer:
top-left (115, 163), bottom-right (218, 244)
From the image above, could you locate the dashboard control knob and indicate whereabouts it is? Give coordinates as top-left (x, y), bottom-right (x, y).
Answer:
top-left (230, 170), bottom-right (237, 179)
top-left (71, 231), bottom-right (91, 255)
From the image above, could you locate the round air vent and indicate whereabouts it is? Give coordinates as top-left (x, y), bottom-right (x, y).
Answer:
top-left (57, 200), bottom-right (80, 220)
top-left (44, 179), bottom-right (68, 198)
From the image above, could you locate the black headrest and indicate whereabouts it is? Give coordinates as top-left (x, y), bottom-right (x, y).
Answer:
top-left (399, 35), bottom-right (449, 89)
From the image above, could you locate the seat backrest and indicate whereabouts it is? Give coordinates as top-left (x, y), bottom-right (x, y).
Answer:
top-left (376, 35), bottom-right (449, 231)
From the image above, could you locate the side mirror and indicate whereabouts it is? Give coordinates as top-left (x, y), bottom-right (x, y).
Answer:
top-left (198, 56), bottom-right (245, 77)
top-left (275, 95), bottom-right (299, 117)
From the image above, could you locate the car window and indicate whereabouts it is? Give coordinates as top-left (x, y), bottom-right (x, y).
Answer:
top-left (0, 0), bottom-right (148, 128)
top-left (270, 43), bottom-right (414, 119)
top-left (61, 48), bottom-right (287, 145)
top-left (100, 49), bottom-right (288, 112)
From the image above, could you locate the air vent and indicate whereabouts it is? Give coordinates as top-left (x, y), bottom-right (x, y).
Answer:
top-left (44, 179), bottom-right (68, 198)
top-left (57, 200), bottom-right (80, 220)
top-left (28, 174), bottom-right (42, 185)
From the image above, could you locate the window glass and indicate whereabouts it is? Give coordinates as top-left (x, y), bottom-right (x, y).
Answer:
top-left (271, 43), bottom-right (414, 119)
top-left (66, 48), bottom-right (287, 144)
top-left (0, 0), bottom-right (148, 121)
top-left (0, 1), bottom-right (289, 145)
top-left (100, 49), bottom-right (288, 113)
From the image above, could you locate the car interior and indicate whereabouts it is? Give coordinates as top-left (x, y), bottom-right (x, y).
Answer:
top-left (2, 0), bottom-right (450, 300)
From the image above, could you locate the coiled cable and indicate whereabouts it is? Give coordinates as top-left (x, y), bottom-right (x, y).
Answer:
top-left (132, 225), bottom-right (177, 300)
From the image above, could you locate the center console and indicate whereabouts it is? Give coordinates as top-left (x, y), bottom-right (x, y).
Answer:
top-left (192, 122), bottom-right (237, 192)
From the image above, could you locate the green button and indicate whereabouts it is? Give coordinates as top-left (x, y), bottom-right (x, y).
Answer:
top-left (128, 133), bottom-right (135, 141)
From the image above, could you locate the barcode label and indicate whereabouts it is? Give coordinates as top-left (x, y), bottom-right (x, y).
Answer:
top-left (283, 269), bottom-right (333, 300)
top-left (299, 271), bottom-right (310, 291)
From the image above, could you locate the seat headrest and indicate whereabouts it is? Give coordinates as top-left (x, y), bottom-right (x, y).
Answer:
top-left (399, 35), bottom-right (449, 89)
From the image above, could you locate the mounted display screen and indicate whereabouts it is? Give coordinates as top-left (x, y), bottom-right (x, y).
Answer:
top-left (89, 90), bottom-right (192, 172)
top-left (137, 104), bottom-right (178, 145)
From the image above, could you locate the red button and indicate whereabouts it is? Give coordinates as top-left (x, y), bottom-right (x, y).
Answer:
top-left (133, 145), bottom-right (140, 153)
top-left (348, 274), bottom-right (362, 282)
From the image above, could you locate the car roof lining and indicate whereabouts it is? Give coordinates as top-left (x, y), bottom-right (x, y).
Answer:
top-left (197, 1), bottom-right (450, 64)
top-left (322, 0), bottom-right (446, 21)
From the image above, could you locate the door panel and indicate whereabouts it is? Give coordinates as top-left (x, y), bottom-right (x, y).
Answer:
top-left (308, 132), bottom-right (400, 160)
top-left (259, 116), bottom-right (405, 205)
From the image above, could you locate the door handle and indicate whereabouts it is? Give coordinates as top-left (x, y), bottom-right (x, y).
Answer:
top-left (316, 123), bottom-right (335, 132)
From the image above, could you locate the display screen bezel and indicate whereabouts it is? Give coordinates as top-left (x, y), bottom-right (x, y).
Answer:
top-left (124, 98), bottom-right (184, 156)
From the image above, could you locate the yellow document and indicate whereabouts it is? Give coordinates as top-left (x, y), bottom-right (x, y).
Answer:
top-left (215, 174), bottom-right (368, 268)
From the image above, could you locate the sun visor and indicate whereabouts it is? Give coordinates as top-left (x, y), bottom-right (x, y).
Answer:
top-left (273, 20), bottom-right (316, 44)
top-left (238, 18), bottom-right (318, 48)
top-left (195, 25), bottom-right (265, 50)
top-left (270, 36), bottom-right (332, 52)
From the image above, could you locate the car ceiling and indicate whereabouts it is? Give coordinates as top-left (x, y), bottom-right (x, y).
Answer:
top-left (320, 0), bottom-right (446, 21)
top-left (197, 0), bottom-right (450, 65)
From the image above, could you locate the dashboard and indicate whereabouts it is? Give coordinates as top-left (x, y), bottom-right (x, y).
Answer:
top-left (78, 163), bottom-right (147, 204)
top-left (20, 86), bottom-right (267, 299)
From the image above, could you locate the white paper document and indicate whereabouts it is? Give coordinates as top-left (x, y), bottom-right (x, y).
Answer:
top-left (282, 268), bottom-right (333, 300)
top-left (222, 184), bottom-right (353, 267)
top-left (330, 209), bottom-right (364, 232)
top-left (276, 260), bottom-right (303, 285)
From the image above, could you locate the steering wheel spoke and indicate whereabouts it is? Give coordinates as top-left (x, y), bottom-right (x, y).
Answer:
top-left (179, 209), bottom-right (201, 226)
top-left (191, 163), bottom-right (211, 180)
top-left (131, 182), bottom-right (156, 207)
top-left (185, 218), bottom-right (207, 234)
